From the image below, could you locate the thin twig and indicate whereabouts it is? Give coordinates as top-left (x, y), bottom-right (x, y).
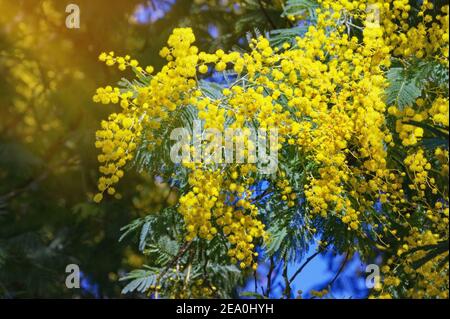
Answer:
top-left (327, 252), bottom-right (350, 288)
top-left (0, 171), bottom-right (49, 202)
top-left (0, 111), bottom-right (83, 202)
top-left (289, 250), bottom-right (322, 283)
top-left (282, 255), bottom-right (291, 298)
top-left (265, 256), bottom-right (275, 297)
top-left (157, 241), bottom-right (193, 282)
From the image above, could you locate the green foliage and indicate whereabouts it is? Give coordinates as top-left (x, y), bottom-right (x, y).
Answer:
top-left (406, 120), bottom-right (449, 150)
top-left (119, 207), bottom-right (246, 297)
top-left (269, 26), bottom-right (308, 47)
top-left (0, 142), bottom-right (43, 183)
top-left (282, 0), bottom-right (319, 19)
top-left (121, 266), bottom-right (158, 294)
top-left (386, 58), bottom-right (449, 109)
top-left (386, 67), bottom-right (422, 109)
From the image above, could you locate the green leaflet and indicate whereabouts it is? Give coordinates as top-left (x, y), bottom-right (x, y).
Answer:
top-left (282, 0), bottom-right (319, 19)
top-left (386, 58), bottom-right (449, 109)
top-left (386, 67), bottom-right (422, 109)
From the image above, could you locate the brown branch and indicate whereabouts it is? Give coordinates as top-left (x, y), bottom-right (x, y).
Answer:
top-left (0, 171), bottom-right (49, 202)
top-left (0, 111), bottom-right (83, 203)
top-left (157, 241), bottom-right (193, 282)
top-left (282, 255), bottom-right (291, 298)
top-left (265, 256), bottom-right (275, 297)
top-left (289, 250), bottom-right (322, 283)
top-left (327, 251), bottom-right (350, 288)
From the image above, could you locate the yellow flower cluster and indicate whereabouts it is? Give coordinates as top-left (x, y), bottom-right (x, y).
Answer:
top-left (93, 113), bottom-right (140, 202)
top-left (93, 28), bottom-right (200, 200)
top-left (178, 166), bottom-right (265, 270)
top-left (429, 97), bottom-right (449, 127)
top-left (404, 149), bottom-right (435, 197)
top-left (94, 1), bottom-right (449, 292)
top-left (178, 169), bottom-right (222, 241)
top-left (392, 106), bottom-right (426, 146)
top-left (94, 28), bottom-right (273, 270)
top-left (380, 224), bottom-right (449, 299)
top-left (165, 267), bottom-right (218, 298)
top-left (276, 171), bottom-right (296, 207)
top-left (389, 96), bottom-right (449, 147)
top-left (98, 51), bottom-right (150, 73)
top-left (318, 0), bottom-right (449, 61)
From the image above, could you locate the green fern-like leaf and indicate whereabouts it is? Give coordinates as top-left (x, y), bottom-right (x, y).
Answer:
top-left (264, 225), bottom-right (288, 257)
top-left (386, 67), bottom-right (422, 109)
top-left (269, 26), bottom-right (308, 48)
top-left (120, 267), bottom-right (158, 294)
top-left (283, 0), bottom-right (319, 19)
top-left (139, 221), bottom-right (151, 252)
top-left (145, 236), bottom-right (180, 266)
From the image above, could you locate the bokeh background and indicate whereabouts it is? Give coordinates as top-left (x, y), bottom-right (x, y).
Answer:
top-left (0, 0), bottom-right (367, 298)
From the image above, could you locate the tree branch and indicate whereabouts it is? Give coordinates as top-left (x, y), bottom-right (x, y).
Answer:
top-left (265, 256), bottom-right (275, 297)
top-left (157, 241), bottom-right (193, 282)
top-left (282, 255), bottom-right (291, 298)
top-left (327, 251), bottom-right (350, 288)
top-left (289, 250), bottom-right (322, 283)
top-left (257, 0), bottom-right (277, 29)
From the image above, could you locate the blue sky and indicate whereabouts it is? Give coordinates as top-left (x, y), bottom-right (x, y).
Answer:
top-left (239, 244), bottom-right (369, 299)
top-left (134, 0), bottom-right (176, 24)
